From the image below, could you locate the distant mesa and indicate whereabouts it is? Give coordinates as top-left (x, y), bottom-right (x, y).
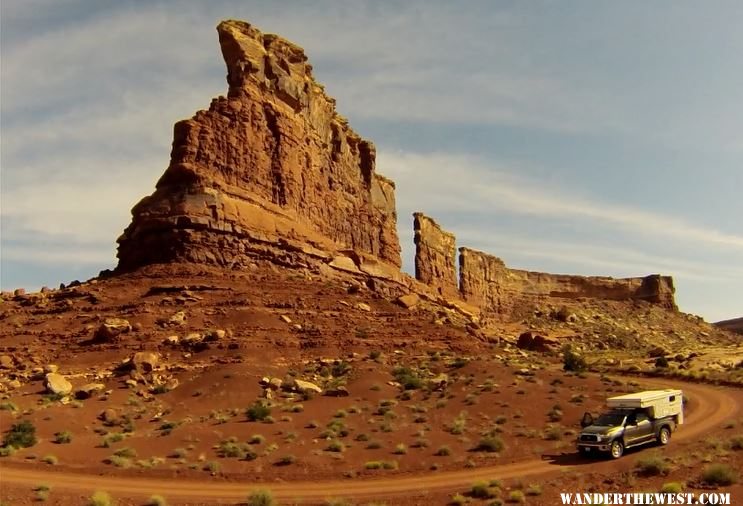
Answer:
top-left (116, 19), bottom-right (677, 318)
top-left (715, 317), bottom-right (743, 335)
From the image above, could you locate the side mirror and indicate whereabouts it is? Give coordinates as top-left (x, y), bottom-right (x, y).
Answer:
top-left (580, 412), bottom-right (594, 428)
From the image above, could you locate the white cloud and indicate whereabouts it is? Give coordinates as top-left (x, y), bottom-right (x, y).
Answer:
top-left (380, 151), bottom-right (743, 250)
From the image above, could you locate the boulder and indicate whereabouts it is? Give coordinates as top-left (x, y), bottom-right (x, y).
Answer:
top-left (356, 302), bottom-right (371, 312)
top-left (293, 379), bottom-right (322, 394)
top-left (517, 331), bottom-right (559, 352)
top-left (95, 318), bottom-right (131, 342)
top-left (44, 372), bottom-right (72, 396)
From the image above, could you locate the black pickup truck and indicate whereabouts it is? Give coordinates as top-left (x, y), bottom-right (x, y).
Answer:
top-left (577, 408), bottom-right (676, 459)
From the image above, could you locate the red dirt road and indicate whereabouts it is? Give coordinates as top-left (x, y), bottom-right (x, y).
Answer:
top-left (0, 378), bottom-right (738, 503)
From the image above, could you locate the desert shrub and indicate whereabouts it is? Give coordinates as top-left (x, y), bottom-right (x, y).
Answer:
top-left (146, 496), bottom-right (168, 506)
top-left (543, 425), bottom-right (563, 441)
top-left (365, 461), bottom-right (383, 469)
top-left (393, 443), bottom-right (407, 455)
top-left (3, 420), bottom-right (37, 448)
top-left (355, 433), bottom-right (369, 442)
top-left (451, 357), bottom-right (469, 369)
top-left (655, 356), bottom-right (669, 368)
top-left (89, 490), bottom-right (113, 506)
top-left (635, 454), bottom-right (670, 476)
top-left (701, 464), bottom-right (738, 486)
top-left (525, 484), bottom-right (542, 496)
top-left (113, 447), bottom-right (137, 459)
top-left (324, 499), bottom-right (352, 506)
top-left (332, 360), bottom-right (351, 377)
top-left (562, 345), bottom-right (587, 372)
top-left (0, 402), bottom-right (18, 411)
top-left (470, 481), bottom-right (495, 499)
top-left (661, 482), bottom-right (684, 494)
top-left (204, 461), bottom-right (221, 473)
top-left (246, 401), bottom-right (272, 422)
top-left (392, 366), bottom-right (423, 390)
top-left (507, 490), bottom-right (525, 504)
top-left (495, 415), bottom-right (508, 425)
top-left (326, 440), bottom-right (344, 452)
top-left (249, 434), bottom-right (266, 445)
top-left (275, 454), bottom-right (296, 466)
top-left (366, 440), bottom-right (382, 449)
top-left (54, 431), bottom-right (72, 444)
top-left (450, 412), bottom-right (467, 435)
top-left (450, 494), bottom-right (469, 505)
top-left (369, 350), bottom-right (381, 360)
top-left (108, 456), bottom-right (132, 468)
top-left (474, 436), bottom-right (504, 453)
top-left (246, 489), bottom-right (275, 506)
top-left (42, 454), bottom-right (58, 465)
top-left (382, 460), bottom-right (398, 469)
top-left (435, 445), bottom-right (452, 456)
top-left (729, 435), bottom-right (743, 450)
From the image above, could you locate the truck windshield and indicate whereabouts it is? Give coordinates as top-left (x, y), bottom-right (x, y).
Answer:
top-left (595, 413), bottom-right (626, 426)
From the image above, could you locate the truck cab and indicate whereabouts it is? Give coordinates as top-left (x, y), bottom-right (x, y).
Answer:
top-left (577, 389), bottom-right (683, 459)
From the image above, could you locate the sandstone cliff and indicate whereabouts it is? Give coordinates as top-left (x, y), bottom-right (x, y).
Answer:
top-left (116, 19), bottom-right (678, 319)
top-left (458, 247), bottom-right (677, 316)
top-left (413, 213), bottom-right (458, 297)
top-left (117, 20), bottom-right (400, 272)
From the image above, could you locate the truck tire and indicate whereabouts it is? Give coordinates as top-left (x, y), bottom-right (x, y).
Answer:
top-left (657, 426), bottom-right (671, 445)
top-left (610, 440), bottom-right (624, 459)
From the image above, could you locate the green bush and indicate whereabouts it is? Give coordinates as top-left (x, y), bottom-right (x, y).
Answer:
top-left (729, 435), bottom-right (743, 450)
top-left (3, 420), bottom-right (37, 449)
top-left (435, 445), bottom-right (452, 456)
top-left (635, 454), bottom-right (670, 476)
top-left (474, 436), bottom-right (504, 453)
top-left (54, 431), bottom-right (72, 444)
top-left (507, 490), bottom-right (525, 504)
top-left (89, 490), bottom-right (113, 506)
top-left (146, 496), bottom-right (168, 506)
top-left (661, 483), bottom-right (684, 494)
top-left (246, 489), bottom-right (275, 506)
top-left (246, 401), bottom-right (272, 422)
top-left (562, 344), bottom-right (587, 372)
top-left (655, 356), bottom-right (669, 368)
top-left (470, 481), bottom-right (495, 499)
top-left (701, 464), bottom-right (738, 486)
top-left (392, 366), bottom-right (423, 390)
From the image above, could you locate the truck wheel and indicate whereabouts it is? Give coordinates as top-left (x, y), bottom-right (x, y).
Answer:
top-left (657, 427), bottom-right (671, 445)
top-left (610, 440), bottom-right (624, 459)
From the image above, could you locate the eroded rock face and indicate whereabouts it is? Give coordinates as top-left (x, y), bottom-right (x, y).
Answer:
top-left (117, 20), bottom-right (400, 272)
top-left (414, 213), bottom-right (458, 297)
top-left (458, 247), bottom-right (677, 316)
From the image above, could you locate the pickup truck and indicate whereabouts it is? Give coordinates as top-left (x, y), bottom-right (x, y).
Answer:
top-left (577, 389), bottom-right (683, 459)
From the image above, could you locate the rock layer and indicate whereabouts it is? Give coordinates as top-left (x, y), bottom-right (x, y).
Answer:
top-left (117, 20), bottom-right (400, 272)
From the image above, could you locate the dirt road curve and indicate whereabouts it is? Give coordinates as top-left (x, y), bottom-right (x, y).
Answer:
top-left (1, 378), bottom-right (739, 503)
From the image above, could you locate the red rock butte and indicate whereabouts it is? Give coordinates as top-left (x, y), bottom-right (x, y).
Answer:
top-left (117, 19), bottom-right (677, 319)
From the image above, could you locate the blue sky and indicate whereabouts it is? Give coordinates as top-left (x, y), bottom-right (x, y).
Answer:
top-left (1, 0), bottom-right (741, 321)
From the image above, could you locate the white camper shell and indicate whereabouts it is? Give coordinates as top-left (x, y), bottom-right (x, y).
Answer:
top-left (606, 389), bottom-right (684, 425)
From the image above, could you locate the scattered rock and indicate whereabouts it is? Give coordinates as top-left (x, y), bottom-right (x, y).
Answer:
top-left (44, 372), bottom-right (72, 396)
top-left (44, 364), bottom-right (58, 374)
top-left (268, 378), bottom-right (283, 391)
top-left (0, 355), bottom-right (14, 369)
top-left (164, 335), bottom-right (180, 345)
top-left (648, 346), bottom-right (669, 358)
top-left (280, 315), bottom-right (292, 324)
top-left (356, 302), bottom-right (371, 312)
top-left (76, 383), bottom-right (105, 400)
top-left (395, 293), bottom-right (420, 309)
top-left (99, 408), bottom-right (119, 424)
top-left (13, 288), bottom-right (26, 297)
top-left (132, 352), bottom-right (159, 373)
top-left (325, 386), bottom-right (349, 397)
top-left (429, 373), bottom-right (449, 391)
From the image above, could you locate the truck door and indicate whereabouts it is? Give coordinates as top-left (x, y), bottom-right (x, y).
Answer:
top-left (634, 411), bottom-right (654, 442)
top-left (623, 413), bottom-right (641, 444)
